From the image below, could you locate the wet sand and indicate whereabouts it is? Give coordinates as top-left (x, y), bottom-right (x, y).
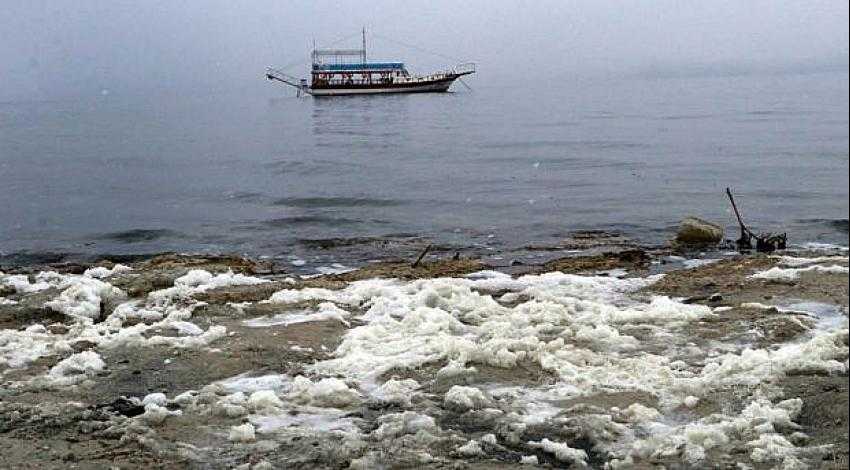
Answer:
top-left (1, 240), bottom-right (847, 469)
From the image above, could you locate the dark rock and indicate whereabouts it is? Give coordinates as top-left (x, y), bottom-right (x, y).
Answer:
top-left (47, 323), bottom-right (69, 335)
top-left (559, 230), bottom-right (635, 250)
top-left (70, 340), bottom-right (98, 353)
top-left (96, 397), bottom-right (144, 418)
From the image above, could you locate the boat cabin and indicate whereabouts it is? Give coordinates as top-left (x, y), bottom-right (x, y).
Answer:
top-left (310, 45), bottom-right (411, 87)
top-left (312, 61), bottom-right (409, 87)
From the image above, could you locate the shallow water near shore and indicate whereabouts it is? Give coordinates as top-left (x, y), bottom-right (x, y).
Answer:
top-left (1, 71), bottom-right (848, 269)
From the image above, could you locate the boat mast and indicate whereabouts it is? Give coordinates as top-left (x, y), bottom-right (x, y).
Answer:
top-left (361, 27), bottom-right (367, 62)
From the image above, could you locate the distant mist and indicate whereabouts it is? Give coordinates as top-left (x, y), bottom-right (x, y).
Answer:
top-left (1, 0), bottom-right (848, 101)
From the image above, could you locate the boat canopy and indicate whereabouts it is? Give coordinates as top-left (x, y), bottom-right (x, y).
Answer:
top-left (312, 62), bottom-right (406, 72)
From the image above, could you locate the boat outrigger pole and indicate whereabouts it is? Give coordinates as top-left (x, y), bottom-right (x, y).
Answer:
top-left (265, 67), bottom-right (312, 96)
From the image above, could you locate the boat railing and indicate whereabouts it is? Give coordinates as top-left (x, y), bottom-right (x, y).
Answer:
top-left (452, 62), bottom-right (476, 75)
top-left (316, 78), bottom-right (395, 86)
top-left (404, 73), bottom-right (449, 82)
top-left (426, 63), bottom-right (475, 77)
top-left (317, 73), bottom-right (453, 85)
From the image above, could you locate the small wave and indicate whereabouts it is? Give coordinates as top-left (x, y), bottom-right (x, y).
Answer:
top-left (0, 251), bottom-right (72, 267)
top-left (832, 219), bottom-right (850, 233)
top-left (797, 218), bottom-right (850, 233)
top-left (799, 242), bottom-right (849, 252)
top-left (263, 159), bottom-right (362, 175)
top-left (261, 216), bottom-right (370, 227)
top-left (263, 160), bottom-right (310, 172)
top-left (746, 110), bottom-right (789, 116)
top-left (526, 120), bottom-right (580, 128)
top-left (272, 197), bottom-right (407, 208)
top-left (315, 141), bottom-right (398, 150)
top-left (656, 114), bottom-right (716, 121)
top-left (731, 117), bottom-right (778, 123)
top-left (475, 155), bottom-right (644, 170)
top-left (480, 140), bottom-right (647, 150)
top-left (97, 229), bottom-right (183, 243)
top-left (584, 112), bottom-right (619, 120)
top-left (747, 189), bottom-right (833, 200)
top-left (297, 234), bottom-right (423, 249)
top-left (224, 191), bottom-right (267, 203)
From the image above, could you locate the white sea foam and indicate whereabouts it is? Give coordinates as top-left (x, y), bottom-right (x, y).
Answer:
top-left (251, 409), bottom-right (360, 434)
top-left (1, 269), bottom-right (248, 383)
top-left (314, 264), bottom-right (356, 275)
top-left (1, 325), bottom-right (68, 370)
top-left (528, 438), bottom-right (588, 465)
top-left (613, 396), bottom-right (810, 467)
top-left (243, 303), bottom-right (350, 328)
top-left (49, 350), bottom-right (105, 379)
top-left (1, 274), bottom-right (52, 294)
top-left (216, 373), bottom-right (291, 393)
top-left (288, 376), bottom-right (362, 408)
top-left (253, 267), bottom-right (847, 465)
top-left (751, 264), bottom-right (848, 281)
top-left (139, 403), bottom-right (182, 425)
top-left (457, 439), bottom-right (485, 456)
top-left (774, 255), bottom-right (848, 267)
top-left (83, 264), bottom-right (133, 279)
top-left (775, 301), bottom-right (848, 331)
top-left (142, 392), bottom-right (168, 407)
top-left (174, 269), bottom-right (269, 291)
top-left (247, 390), bottom-right (284, 411)
top-left (44, 276), bottom-right (125, 319)
top-left (444, 385), bottom-right (492, 411)
top-left (228, 423), bottom-right (256, 442)
top-left (682, 258), bottom-right (721, 269)
top-left (371, 411), bottom-right (438, 440)
top-left (294, 272), bottom-right (713, 398)
top-left (5, 258), bottom-right (847, 465)
top-left (371, 378), bottom-right (420, 406)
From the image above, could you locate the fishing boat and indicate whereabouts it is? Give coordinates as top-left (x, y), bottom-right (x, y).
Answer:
top-left (266, 29), bottom-right (475, 97)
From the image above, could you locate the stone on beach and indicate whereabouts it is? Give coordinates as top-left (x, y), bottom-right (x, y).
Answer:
top-left (675, 217), bottom-right (724, 245)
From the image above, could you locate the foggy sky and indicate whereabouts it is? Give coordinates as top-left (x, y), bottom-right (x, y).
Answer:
top-left (1, 0), bottom-right (848, 100)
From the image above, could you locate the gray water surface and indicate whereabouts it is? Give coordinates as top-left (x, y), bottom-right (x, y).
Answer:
top-left (1, 71), bottom-right (848, 266)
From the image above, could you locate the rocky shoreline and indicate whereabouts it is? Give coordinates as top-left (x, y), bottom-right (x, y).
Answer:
top-left (1, 237), bottom-right (847, 469)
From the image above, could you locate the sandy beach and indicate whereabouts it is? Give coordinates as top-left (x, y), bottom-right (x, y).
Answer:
top-left (1, 237), bottom-right (847, 469)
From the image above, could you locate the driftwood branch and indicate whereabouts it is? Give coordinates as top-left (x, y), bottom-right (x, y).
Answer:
top-left (726, 187), bottom-right (754, 248)
top-left (412, 244), bottom-right (432, 268)
top-left (725, 187), bottom-right (787, 252)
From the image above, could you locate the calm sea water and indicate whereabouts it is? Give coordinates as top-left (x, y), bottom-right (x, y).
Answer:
top-left (1, 71), bottom-right (848, 267)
